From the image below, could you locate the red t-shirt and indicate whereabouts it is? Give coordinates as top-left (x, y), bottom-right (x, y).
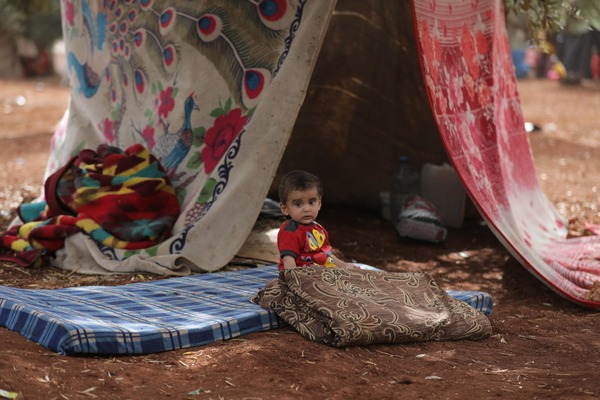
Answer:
top-left (277, 220), bottom-right (335, 270)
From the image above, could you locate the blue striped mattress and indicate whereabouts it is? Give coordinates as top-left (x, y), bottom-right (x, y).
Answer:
top-left (0, 265), bottom-right (493, 355)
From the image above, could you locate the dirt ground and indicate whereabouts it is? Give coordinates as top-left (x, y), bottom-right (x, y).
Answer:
top-left (0, 75), bottom-right (599, 400)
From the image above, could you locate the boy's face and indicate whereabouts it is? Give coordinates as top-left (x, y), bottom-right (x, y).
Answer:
top-left (280, 187), bottom-right (322, 224)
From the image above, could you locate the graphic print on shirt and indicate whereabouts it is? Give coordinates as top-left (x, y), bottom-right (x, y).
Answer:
top-left (305, 228), bottom-right (334, 267)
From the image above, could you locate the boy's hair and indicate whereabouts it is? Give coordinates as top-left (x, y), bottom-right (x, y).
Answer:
top-left (278, 170), bottom-right (323, 203)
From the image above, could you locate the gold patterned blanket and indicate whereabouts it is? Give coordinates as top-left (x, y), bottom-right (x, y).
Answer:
top-left (251, 267), bottom-right (492, 347)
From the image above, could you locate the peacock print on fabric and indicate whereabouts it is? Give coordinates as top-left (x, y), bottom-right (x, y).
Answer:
top-left (38, 0), bottom-right (337, 274)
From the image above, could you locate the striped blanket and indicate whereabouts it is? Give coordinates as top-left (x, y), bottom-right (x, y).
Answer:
top-left (0, 144), bottom-right (179, 267)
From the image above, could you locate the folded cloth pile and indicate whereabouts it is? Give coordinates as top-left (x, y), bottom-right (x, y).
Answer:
top-left (0, 144), bottom-right (180, 267)
top-left (251, 267), bottom-right (492, 347)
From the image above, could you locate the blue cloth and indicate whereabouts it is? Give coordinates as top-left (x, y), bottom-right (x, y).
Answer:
top-left (0, 265), bottom-right (493, 355)
top-left (511, 49), bottom-right (529, 79)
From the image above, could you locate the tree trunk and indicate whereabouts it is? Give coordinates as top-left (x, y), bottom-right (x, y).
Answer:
top-left (0, 30), bottom-right (23, 79)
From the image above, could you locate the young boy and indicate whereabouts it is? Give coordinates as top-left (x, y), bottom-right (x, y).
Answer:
top-left (277, 170), bottom-right (356, 270)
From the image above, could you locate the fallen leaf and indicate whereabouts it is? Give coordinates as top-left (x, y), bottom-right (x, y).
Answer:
top-left (0, 389), bottom-right (18, 399)
top-left (77, 387), bottom-right (97, 398)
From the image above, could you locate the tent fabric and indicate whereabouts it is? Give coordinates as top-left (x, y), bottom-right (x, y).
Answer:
top-left (36, 0), bottom-right (337, 274)
top-left (411, 0), bottom-right (600, 308)
top-left (0, 265), bottom-right (493, 355)
top-left (14, 1), bottom-right (599, 308)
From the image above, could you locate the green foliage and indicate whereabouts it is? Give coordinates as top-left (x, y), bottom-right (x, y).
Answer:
top-left (0, 0), bottom-right (62, 48)
top-left (570, 0), bottom-right (600, 30)
top-left (0, 0), bottom-right (26, 34)
top-left (504, 0), bottom-right (565, 34)
top-left (0, 0), bottom-right (59, 14)
top-left (505, 0), bottom-right (600, 37)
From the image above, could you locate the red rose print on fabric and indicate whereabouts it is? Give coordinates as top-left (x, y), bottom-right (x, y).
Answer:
top-left (141, 125), bottom-right (155, 148)
top-left (64, 1), bottom-right (75, 26)
top-left (201, 108), bottom-right (247, 174)
top-left (102, 118), bottom-right (115, 143)
top-left (157, 86), bottom-right (175, 119)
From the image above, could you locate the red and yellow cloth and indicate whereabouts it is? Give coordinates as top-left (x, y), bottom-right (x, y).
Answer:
top-left (1, 144), bottom-right (179, 267)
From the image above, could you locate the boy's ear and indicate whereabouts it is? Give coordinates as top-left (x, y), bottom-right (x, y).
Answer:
top-left (280, 202), bottom-right (289, 216)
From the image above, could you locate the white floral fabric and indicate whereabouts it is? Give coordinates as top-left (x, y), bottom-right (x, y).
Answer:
top-left (46, 0), bottom-right (336, 274)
